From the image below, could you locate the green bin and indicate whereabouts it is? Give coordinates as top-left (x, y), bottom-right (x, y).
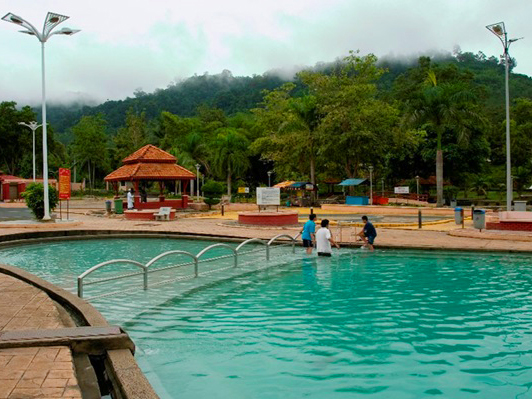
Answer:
top-left (114, 199), bottom-right (124, 214)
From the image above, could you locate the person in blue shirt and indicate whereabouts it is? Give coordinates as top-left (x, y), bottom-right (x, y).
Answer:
top-left (357, 215), bottom-right (377, 251)
top-left (301, 214), bottom-right (317, 254)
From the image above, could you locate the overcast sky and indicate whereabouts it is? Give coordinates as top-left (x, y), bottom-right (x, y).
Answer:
top-left (0, 0), bottom-right (530, 106)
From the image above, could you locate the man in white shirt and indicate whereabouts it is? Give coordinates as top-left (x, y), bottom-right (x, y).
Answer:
top-left (127, 188), bottom-right (134, 210)
top-left (315, 219), bottom-right (340, 257)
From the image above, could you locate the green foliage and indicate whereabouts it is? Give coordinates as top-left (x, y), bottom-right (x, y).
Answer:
top-left (71, 114), bottom-right (109, 192)
top-left (21, 183), bottom-right (59, 220)
top-left (202, 180), bottom-right (224, 209)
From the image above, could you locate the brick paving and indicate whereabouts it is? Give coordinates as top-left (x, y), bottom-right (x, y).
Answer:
top-left (0, 274), bottom-right (82, 399)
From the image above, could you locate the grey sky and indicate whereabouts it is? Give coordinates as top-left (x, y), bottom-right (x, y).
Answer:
top-left (1, 0), bottom-right (530, 106)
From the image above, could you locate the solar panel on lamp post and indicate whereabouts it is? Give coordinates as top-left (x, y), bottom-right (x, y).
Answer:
top-left (18, 121), bottom-right (42, 182)
top-left (486, 22), bottom-right (523, 211)
top-left (2, 12), bottom-right (79, 220)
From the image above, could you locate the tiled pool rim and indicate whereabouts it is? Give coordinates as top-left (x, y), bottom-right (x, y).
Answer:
top-left (0, 263), bottom-right (159, 399)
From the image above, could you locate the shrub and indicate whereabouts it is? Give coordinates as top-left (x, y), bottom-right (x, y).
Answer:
top-left (202, 181), bottom-right (224, 210)
top-left (21, 183), bottom-right (59, 220)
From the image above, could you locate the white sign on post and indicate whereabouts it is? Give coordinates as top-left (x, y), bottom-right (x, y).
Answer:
top-left (394, 186), bottom-right (410, 194)
top-left (256, 187), bottom-right (280, 205)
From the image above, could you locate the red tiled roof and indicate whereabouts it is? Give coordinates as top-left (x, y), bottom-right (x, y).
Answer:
top-left (122, 144), bottom-right (176, 164)
top-left (104, 162), bottom-right (195, 181)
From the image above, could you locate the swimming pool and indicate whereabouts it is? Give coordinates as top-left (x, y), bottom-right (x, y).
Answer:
top-left (1, 238), bottom-right (532, 398)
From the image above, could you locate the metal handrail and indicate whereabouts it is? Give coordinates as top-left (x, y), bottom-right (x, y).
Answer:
top-left (267, 234), bottom-right (297, 254)
top-left (197, 243), bottom-right (238, 268)
top-left (77, 233), bottom-right (301, 298)
top-left (77, 259), bottom-right (146, 298)
top-left (236, 238), bottom-right (269, 260)
top-left (146, 250), bottom-right (199, 277)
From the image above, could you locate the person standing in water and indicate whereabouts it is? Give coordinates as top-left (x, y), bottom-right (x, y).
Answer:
top-left (357, 215), bottom-right (377, 251)
top-left (315, 219), bottom-right (340, 257)
top-left (301, 214), bottom-right (317, 254)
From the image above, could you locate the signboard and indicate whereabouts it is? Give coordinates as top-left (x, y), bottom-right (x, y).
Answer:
top-left (58, 168), bottom-right (71, 200)
top-left (394, 186), bottom-right (409, 194)
top-left (238, 187), bottom-right (250, 194)
top-left (305, 183), bottom-right (314, 191)
top-left (256, 187), bottom-right (280, 205)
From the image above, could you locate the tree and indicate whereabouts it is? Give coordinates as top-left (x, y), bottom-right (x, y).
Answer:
top-left (399, 60), bottom-right (486, 206)
top-left (202, 180), bottom-right (224, 209)
top-left (113, 109), bottom-right (148, 164)
top-left (21, 183), bottom-right (59, 220)
top-left (71, 114), bottom-right (109, 192)
top-left (212, 128), bottom-right (250, 198)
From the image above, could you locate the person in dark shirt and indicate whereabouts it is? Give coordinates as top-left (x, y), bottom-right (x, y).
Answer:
top-left (357, 215), bottom-right (377, 251)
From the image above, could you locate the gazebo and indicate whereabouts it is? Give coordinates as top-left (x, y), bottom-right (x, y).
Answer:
top-left (104, 145), bottom-right (195, 210)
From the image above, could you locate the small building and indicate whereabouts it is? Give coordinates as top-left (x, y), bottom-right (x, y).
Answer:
top-left (0, 171), bottom-right (57, 202)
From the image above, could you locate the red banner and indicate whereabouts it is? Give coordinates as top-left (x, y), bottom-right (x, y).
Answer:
top-left (58, 168), bottom-right (71, 200)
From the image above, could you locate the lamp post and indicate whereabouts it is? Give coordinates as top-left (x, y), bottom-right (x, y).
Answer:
top-left (486, 22), bottom-right (522, 211)
top-left (267, 171), bottom-right (272, 187)
top-left (416, 175), bottom-right (420, 199)
top-left (369, 165), bottom-right (374, 205)
top-left (381, 178), bottom-right (384, 197)
top-left (195, 164), bottom-right (200, 202)
top-left (18, 121), bottom-right (42, 182)
top-left (3, 12), bottom-right (79, 220)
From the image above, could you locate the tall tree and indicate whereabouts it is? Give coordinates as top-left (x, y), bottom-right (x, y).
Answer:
top-left (113, 109), bottom-right (148, 164)
top-left (212, 128), bottom-right (250, 198)
top-left (71, 114), bottom-right (109, 191)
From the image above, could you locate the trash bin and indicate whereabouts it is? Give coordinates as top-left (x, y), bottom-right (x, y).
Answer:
top-left (114, 199), bottom-right (124, 214)
top-left (105, 200), bottom-right (112, 213)
top-left (454, 207), bottom-right (463, 225)
top-left (450, 199), bottom-right (457, 208)
top-left (473, 209), bottom-right (486, 230)
top-left (514, 200), bottom-right (527, 212)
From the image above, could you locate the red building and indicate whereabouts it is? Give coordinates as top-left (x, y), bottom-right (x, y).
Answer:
top-left (0, 171), bottom-right (57, 201)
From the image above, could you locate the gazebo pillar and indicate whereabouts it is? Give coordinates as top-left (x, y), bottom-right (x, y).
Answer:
top-left (113, 182), bottom-right (119, 199)
top-left (133, 181), bottom-right (141, 208)
top-left (158, 181), bottom-right (165, 202)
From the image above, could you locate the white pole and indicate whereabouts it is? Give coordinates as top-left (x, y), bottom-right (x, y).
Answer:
top-left (504, 44), bottom-right (512, 211)
top-left (32, 126), bottom-right (36, 182)
top-left (41, 41), bottom-right (51, 221)
top-left (369, 168), bottom-right (373, 205)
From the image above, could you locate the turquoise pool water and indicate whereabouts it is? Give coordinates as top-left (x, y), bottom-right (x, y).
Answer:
top-left (1, 239), bottom-right (532, 398)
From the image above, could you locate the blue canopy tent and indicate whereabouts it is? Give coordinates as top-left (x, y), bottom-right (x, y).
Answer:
top-left (339, 179), bottom-right (369, 205)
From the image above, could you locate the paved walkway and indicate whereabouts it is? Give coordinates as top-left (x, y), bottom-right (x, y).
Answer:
top-left (0, 274), bottom-right (82, 399)
top-left (1, 209), bottom-right (531, 252)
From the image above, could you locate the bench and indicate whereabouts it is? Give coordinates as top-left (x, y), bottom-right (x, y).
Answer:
top-left (154, 207), bottom-right (172, 221)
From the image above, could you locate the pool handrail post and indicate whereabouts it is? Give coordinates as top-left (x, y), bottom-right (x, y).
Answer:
top-left (196, 243), bottom-right (238, 269)
top-left (77, 259), bottom-right (147, 298)
top-left (236, 238), bottom-right (269, 261)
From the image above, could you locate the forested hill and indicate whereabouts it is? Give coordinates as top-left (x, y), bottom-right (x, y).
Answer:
top-left (37, 50), bottom-right (532, 143)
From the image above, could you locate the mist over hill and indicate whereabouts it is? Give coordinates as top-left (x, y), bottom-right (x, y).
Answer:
top-left (34, 50), bottom-right (532, 144)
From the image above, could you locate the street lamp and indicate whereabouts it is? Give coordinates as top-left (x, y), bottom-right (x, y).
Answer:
top-left (486, 22), bottom-right (522, 211)
top-left (415, 175), bottom-right (420, 199)
top-left (368, 165), bottom-right (374, 205)
top-left (195, 164), bottom-right (200, 201)
top-left (267, 171), bottom-right (273, 187)
top-left (2, 12), bottom-right (80, 220)
top-left (18, 121), bottom-right (42, 182)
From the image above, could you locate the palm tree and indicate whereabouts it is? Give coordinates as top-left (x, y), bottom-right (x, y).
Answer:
top-left (212, 128), bottom-right (250, 199)
top-left (408, 71), bottom-right (483, 206)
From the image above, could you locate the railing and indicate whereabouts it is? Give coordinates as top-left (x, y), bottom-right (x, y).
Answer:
top-left (77, 233), bottom-right (299, 299)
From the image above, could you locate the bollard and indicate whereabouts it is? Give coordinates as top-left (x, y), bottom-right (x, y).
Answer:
top-left (221, 204), bottom-right (225, 216)
top-left (461, 208), bottom-right (465, 229)
top-left (418, 209), bottom-right (422, 229)
top-left (471, 205), bottom-right (475, 219)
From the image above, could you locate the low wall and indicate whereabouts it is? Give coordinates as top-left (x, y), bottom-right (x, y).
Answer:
top-left (321, 204), bottom-right (454, 216)
top-left (238, 211), bottom-right (299, 226)
top-left (125, 209), bottom-right (176, 221)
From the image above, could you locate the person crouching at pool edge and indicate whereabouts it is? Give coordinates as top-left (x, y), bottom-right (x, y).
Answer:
top-left (316, 219), bottom-right (340, 257)
top-left (301, 213), bottom-right (317, 254)
top-left (357, 215), bottom-right (377, 251)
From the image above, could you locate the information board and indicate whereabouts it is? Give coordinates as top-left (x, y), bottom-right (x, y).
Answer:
top-left (394, 186), bottom-right (409, 194)
top-left (58, 168), bottom-right (71, 199)
top-left (256, 187), bottom-right (280, 205)
top-left (238, 187), bottom-right (250, 194)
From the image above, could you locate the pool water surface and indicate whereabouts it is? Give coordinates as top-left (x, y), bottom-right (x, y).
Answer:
top-left (1, 239), bottom-right (532, 398)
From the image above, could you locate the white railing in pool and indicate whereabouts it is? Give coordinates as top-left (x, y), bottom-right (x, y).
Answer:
top-left (77, 233), bottom-right (298, 299)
